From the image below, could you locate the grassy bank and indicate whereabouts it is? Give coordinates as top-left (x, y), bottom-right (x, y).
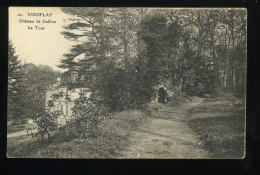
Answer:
top-left (187, 93), bottom-right (245, 158)
top-left (7, 108), bottom-right (154, 158)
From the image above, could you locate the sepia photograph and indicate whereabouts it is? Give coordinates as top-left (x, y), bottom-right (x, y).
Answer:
top-left (7, 7), bottom-right (246, 159)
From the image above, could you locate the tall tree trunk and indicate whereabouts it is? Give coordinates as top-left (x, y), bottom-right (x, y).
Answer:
top-left (197, 11), bottom-right (202, 59)
top-left (213, 49), bottom-right (220, 85)
top-left (123, 8), bottom-right (129, 71)
top-left (179, 76), bottom-right (183, 93)
top-left (224, 29), bottom-right (228, 87)
top-left (100, 9), bottom-right (106, 59)
top-left (230, 10), bottom-right (236, 91)
top-left (179, 61), bottom-right (182, 92)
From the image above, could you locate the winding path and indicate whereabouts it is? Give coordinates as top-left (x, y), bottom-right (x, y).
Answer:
top-left (7, 124), bottom-right (37, 139)
top-left (119, 98), bottom-right (208, 158)
top-left (7, 130), bottom-right (29, 139)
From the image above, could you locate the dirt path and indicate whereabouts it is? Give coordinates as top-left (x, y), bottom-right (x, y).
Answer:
top-left (7, 130), bottom-right (29, 139)
top-left (119, 98), bottom-right (208, 158)
top-left (7, 123), bottom-right (37, 139)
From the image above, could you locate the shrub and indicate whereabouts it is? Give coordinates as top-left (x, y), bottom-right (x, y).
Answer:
top-left (27, 89), bottom-right (112, 143)
top-left (68, 93), bottom-right (110, 138)
top-left (30, 110), bottom-right (59, 142)
top-left (90, 61), bottom-right (156, 112)
top-left (52, 125), bottom-right (79, 143)
top-left (27, 92), bottom-right (65, 142)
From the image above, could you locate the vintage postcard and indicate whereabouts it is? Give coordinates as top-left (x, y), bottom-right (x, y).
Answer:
top-left (7, 7), bottom-right (246, 158)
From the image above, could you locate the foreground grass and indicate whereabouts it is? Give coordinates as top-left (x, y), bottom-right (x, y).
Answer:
top-left (187, 93), bottom-right (245, 158)
top-left (7, 108), bottom-right (153, 158)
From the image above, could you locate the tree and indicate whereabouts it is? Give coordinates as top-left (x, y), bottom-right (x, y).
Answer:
top-left (139, 11), bottom-right (184, 92)
top-left (165, 9), bottom-right (246, 94)
top-left (8, 40), bottom-right (27, 121)
top-left (22, 63), bottom-right (61, 119)
top-left (59, 8), bottom-right (154, 111)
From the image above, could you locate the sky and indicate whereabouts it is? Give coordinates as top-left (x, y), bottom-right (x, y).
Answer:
top-left (9, 7), bottom-right (76, 72)
top-left (9, 7), bottom-right (245, 73)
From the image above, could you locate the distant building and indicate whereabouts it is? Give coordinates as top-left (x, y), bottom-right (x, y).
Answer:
top-left (46, 71), bottom-right (91, 125)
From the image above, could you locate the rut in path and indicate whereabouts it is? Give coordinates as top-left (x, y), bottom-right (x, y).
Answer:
top-left (119, 98), bottom-right (208, 158)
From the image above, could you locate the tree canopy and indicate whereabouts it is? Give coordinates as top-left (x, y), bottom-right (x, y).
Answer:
top-left (57, 8), bottom-right (246, 110)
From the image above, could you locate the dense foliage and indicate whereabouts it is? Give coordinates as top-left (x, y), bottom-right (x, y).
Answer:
top-left (22, 63), bottom-right (61, 119)
top-left (29, 90), bottom-right (111, 142)
top-left (59, 8), bottom-right (246, 112)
